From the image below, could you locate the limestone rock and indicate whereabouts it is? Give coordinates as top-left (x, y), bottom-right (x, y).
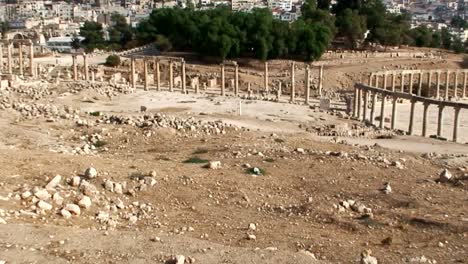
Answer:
top-left (45, 175), bottom-right (62, 190)
top-left (60, 209), bottom-right (72, 219)
top-left (64, 204), bottom-right (81, 215)
top-left (34, 189), bottom-right (51, 200)
top-left (208, 161), bottom-right (221, 169)
top-left (360, 250), bottom-right (378, 264)
top-left (37, 200), bottom-right (53, 210)
top-left (439, 169), bottom-right (452, 182)
top-left (84, 167), bottom-right (98, 179)
top-left (78, 196), bottom-right (92, 209)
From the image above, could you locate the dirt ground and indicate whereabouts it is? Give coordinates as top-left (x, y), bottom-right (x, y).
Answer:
top-left (0, 50), bottom-right (467, 264)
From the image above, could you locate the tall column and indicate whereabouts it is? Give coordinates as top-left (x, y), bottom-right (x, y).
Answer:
top-left (391, 96), bottom-right (397, 130)
top-left (453, 107), bottom-right (461, 142)
top-left (181, 60), bottom-right (186, 94)
top-left (427, 71), bottom-right (433, 97)
top-left (353, 86), bottom-right (359, 117)
top-left (422, 103), bottom-right (429, 137)
top-left (305, 65), bottom-right (310, 104)
top-left (391, 73), bottom-right (396, 91)
top-left (83, 54), bottom-right (89, 81)
top-left (370, 91), bottom-right (377, 125)
top-left (436, 71), bottom-right (441, 99)
top-left (7, 42), bottom-right (12, 74)
top-left (72, 55), bottom-right (78, 81)
top-left (131, 57), bottom-right (136, 89)
top-left (221, 63), bottom-right (225, 96)
top-left (374, 75), bottom-right (379, 88)
top-left (169, 60), bottom-right (174, 92)
top-left (453, 71), bottom-right (458, 98)
top-left (368, 74), bottom-right (373, 86)
top-left (408, 99), bottom-right (416, 135)
top-left (155, 60), bottom-right (160, 91)
top-left (400, 72), bottom-right (405, 92)
top-left (290, 62), bottom-right (295, 102)
top-left (143, 59), bottom-right (148, 91)
top-left (363, 90), bottom-right (369, 121)
top-left (264, 61), bottom-right (269, 94)
top-left (445, 71), bottom-right (450, 100)
top-left (417, 72), bottom-right (423, 96)
top-left (234, 63), bottom-right (239, 96)
top-left (318, 65), bottom-right (323, 96)
top-left (357, 87), bottom-right (362, 118)
top-left (437, 105), bottom-right (444, 137)
top-left (383, 73), bottom-right (388, 90)
top-left (409, 72), bottom-right (414, 94)
top-left (28, 41), bottom-right (34, 76)
top-left (0, 43), bottom-right (3, 73)
top-left (463, 71), bottom-right (467, 98)
top-left (18, 43), bottom-right (23, 76)
top-left (379, 94), bottom-right (386, 129)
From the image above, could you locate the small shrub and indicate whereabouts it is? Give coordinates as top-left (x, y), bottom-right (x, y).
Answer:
top-left (105, 54), bottom-right (121, 67)
top-left (193, 148), bottom-right (209, 154)
top-left (183, 157), bottom-right (209, 164)
top-left (94, 140), bottom-right (107, 148)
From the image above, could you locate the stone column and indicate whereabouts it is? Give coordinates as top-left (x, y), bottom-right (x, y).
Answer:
top-left (28, 41), bottom-right (34, 76)
top-left (391, 73), bottom-right (396, 91)
top-left (305, 65), bottom-right (310, 104)
top-left (0, 43), bottom-right (3, 73)
top-left (155, 60), bottom-right (160, 91)
top-left (7, 42), bottom-right (12, 74)
top-left (362, 90), bottom-right (368, 121)
top-left (379, 94), bottom-right (386, 129)
top-left (454, 71), bottom-right (458, 98)
top-left (436, 71), bottom-right (441, 99)
top-left (91, 70), bottom-right (95, 83)
top-left (409, 72), bottom-right (414, 94)
top-left (318, 65), bottom-right (323, 96)
top-left (181, 60), bottom-right (186, 94)
top-left (422, 102), bottom-right (429, 137)
top-left (370, 91), bottom-right (377, 125)
top-left (234, 63), bottom-right (239, 96)
top-left (437, 105), bottom-right (444, 137)
top-left (417, 72), bottom-right (423, 96)
top-left (83, 54), bottom-right (89, 81)
top-left (444, 71), bottom-right (450, 100)
top-left (221, 63), bottom-right (225, 96)
top-left (264, 61), bottom-right (269, 94)
top-left (427, 71), bottom-right (433, 97)
top-left (400, 72), bottom-right (405, 92)
top-left (368, 74), bottom-right (373, 86)
top-left (357, 87), bottom-right (362, 118)
top-left (131, 57), bottom-right (136, 89)
top-left (463, 71), bottom-right (467, 98)
top-left (290, 62), bottom-right (295, 102)
top-left (374, 75), bottom-right (379, 88)
top-left (391, 96), bottom-right (397, 130)
top-left (169, 60), bottom-right (174, 92)
top-left (408, 99), bottom-right (416, 135)
top-left (453, 107), bottom-right (461, 142)
top-left (143, 59), bottom-right (148, 91)
top-left (383, 73), bottom-right (388, 90)
top-left (18, 43), bottom-right (23, 76)
top-left (353, 86), bottom-right (359, 117)
top-left (72, 55), bottom-right (78, 81)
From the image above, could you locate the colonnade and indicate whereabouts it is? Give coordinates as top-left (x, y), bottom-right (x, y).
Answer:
top-left (0, 39), bottom-right (34, 76)
top-left (354, 83), bottom-right (468, 142)
top-left (368, 69), bottom-right (468, 100)
top-left (71, 53), bottom-right (89, 81)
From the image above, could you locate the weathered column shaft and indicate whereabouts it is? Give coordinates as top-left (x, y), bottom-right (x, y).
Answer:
top-left (234, 64), bottom-right (239, 96)
top-left (7, 43), bottom-right (12, 74)
top-left (84, 54), bottom-right (89, 81)
top-left (408, 100), bottom-right (416, 135)
top-left (391, 96), bottom-right (397, 130)
top-left (427, 71), bottom-right (433, 97)
top-left (305, 65), bottom-right (310, 104)
top-left (0, 44), bottom-right (3, 73)
top-left (318, 65), bottom-right (323, 96)
top-left (436, 71), bottom-right (440, 99)
top-left (368, 74), bottom-right (373, 86)
top-left (445, 71), bottom-right (450, 100)
top-left (18, 43), bottom-right (23, 75)
top-left (383, 74), bottom-right (388, 90)
top-left (417, 72), bottom-right (423, 96)
top-left (181, 60), bottom-right (186, 94)
top-left (453, 107), bottom-right (461, 142)
top-left (155, 60), bottom-right (160, 91)
top-left (357, 87), bottom-right (362, 118)
top-left (400, 72), bottom-right (405, 92)
top-left (391, 73), bottom-right (396, 91)
top-left (437, 105), bottom-right (444, 137)
top-left (29, 42), bottom-right (34, 76)
top-left (220, 64), bottom-right (225, 96)
top-left (290, 62), bottom-right (295, 102)
top-left (463, 71), bottom-right (467, 98)
top-left (409, 72), bottom-right (414, 94)
top-left (363, 90), bottom-right (368, 121)
top-left (143, 59), bottom-right (148, 91)
top-left (422, 103), bottom-right (429, 137)
top-left (72, 55), bottom-right (78, 81)
top-left (131, 58), bottom-right (136, 89)
top-left (169, 61), bottom-right (174, 92)
top-left (375, 75), bottom-right (379, 88)
top-left (370, 92), bottom-right (377, 125)
top-left (353, 86), bottom-right (359, 117)
top-left (380, 95), bottom-right (386, 129)
top-left (454, 71), bottom-right (458, 98)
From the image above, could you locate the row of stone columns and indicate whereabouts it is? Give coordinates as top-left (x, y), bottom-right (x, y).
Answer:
top-left (71, 53), bottom-right (89, 81)
top-left (290, 62), bottom-right (324, 104)
top-left (354, 84), bottom-right (465, 142)
top-left (369, 70), bottom-right (468, 100)
top-left (131, 57), bottom-right (186, 93)
top-left (0, 40), bottom-right (34, 76)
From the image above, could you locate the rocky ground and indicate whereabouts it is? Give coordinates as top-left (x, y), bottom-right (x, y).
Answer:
top-left (0, 52), bottom-right (467, 264)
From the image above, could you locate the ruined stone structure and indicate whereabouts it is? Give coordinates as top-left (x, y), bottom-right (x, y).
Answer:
top-left (0, 39), bottom-right (35, 76)
top-left (354, 69), bottom-right (468, 142)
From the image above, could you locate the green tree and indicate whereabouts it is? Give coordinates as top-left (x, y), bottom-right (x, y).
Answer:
top-left (80, 21), bottom-right (105, 49)
top-left (317, 0), bottom-right (331, 10)
top-left (441, 27), bottom-right (452, 49)
top-left (108, 13), bottom-right (133, 49)
top-left (105, 54), bottom-right (121, 67)
top-left (451, 16), bottom-right (468, 29)
top-left (451, 37), bottom-right (465, 54)
top-left (71, 34), bottom-right (81, 50)
top-left (336, 9), bottom-right (366, 48)
top-left (0, 21), bottom-right (9, 39)
top-left (155, 34), bottom-right (172, 51)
